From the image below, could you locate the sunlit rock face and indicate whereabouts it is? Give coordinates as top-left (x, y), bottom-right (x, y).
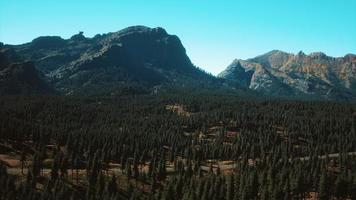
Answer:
top-left (219, 50), bottom-right (356, 100)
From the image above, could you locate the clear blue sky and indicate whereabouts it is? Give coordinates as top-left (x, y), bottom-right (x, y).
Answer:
top-left (1, 0), bottom-right (355, 75)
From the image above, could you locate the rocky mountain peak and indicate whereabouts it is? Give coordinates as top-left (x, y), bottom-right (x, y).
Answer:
top-left (296, 51), bottom-right (306, 57)
top-left (31, 36), bottom-right (66, 49)
top-left (309, 52), bottom-right (329, 59)
top-left (4, 26), bottom-right (215, 95)
top-left (219, 50), bottom-right (356, 100)
top-left (251, 50), bottom-right (291, 68)
top-left (343, 53), bottom-right (356, 61)
top-left (105, 26), bottom-right (169, 43)
top-left (70, 31), bottom-right (87, 41)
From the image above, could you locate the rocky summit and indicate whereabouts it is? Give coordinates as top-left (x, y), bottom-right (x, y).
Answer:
top-left (218, 50), bottom-right (356, 100)
top-left (2, 26), bottom-right (217, 95)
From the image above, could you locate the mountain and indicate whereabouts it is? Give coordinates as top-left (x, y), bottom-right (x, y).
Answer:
top-left (5, 26), bottom-right (218, 95)
top-left (0, 46), bottom-right (53, 95)
top-left (2, 27), bottom-right (355, 100)
top-left (218, 50), bottom-right (356, 100)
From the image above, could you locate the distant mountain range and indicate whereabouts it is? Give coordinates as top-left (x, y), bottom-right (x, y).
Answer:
top-left (0, 26), bottom-right (355, 100)
top-left (219, 50), bottom-right (356, 100)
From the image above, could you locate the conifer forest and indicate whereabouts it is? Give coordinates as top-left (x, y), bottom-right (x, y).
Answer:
top-left (0, 94), bottom-right (355, 200)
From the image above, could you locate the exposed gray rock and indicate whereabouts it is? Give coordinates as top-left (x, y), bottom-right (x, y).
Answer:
top-left (219, 50), bottom-right (356, 100)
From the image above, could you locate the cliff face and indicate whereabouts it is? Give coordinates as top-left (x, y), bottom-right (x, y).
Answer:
top-left (219, 50), bottom-right (356, 100)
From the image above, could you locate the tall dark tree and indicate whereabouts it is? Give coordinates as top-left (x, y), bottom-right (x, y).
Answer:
top-left (107, 174), bottom-right (118, 195)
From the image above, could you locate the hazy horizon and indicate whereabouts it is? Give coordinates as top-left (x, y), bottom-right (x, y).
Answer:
top-left (1, 0), bottom-right (355, 75)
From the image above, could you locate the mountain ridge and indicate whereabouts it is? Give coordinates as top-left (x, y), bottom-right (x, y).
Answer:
top-left (219, 50), bottom-right (356, 100)
top-left (1, 26), bottom-right (355, 100)
top-left (2, 26), bottom-right (221, 95)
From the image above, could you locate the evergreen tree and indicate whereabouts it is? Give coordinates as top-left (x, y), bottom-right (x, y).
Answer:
top-left (334, 173), bottom-right (347, 199)
top-left (107, 174), bottom-right (118, 195)
top-left (318, 170), bottom-right (329, 200)
top-left (20, 151), bottom-right (26, 175)
top-left (126, 162), bottom-right (132, 182)
top-left (226, 173), bottom-right (234, 200)
top-left (50, 153), bottom-right (60, 181)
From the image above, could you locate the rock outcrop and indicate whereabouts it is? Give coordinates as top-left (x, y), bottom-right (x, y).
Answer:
top-left (219, 50), bottom-right (356, 100)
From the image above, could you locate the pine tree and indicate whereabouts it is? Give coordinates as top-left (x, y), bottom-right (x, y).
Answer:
top-left (334, 173), bottom-right (347, 199)
top-left (30, 152), bottom-right (42, 189)
top-left (201, 179), bottom-right (209, 200)
top-left (240, 185), bottom-right (248, 200)
top-left (226, 173), bottom-right (234, 200)
top-left (126, 162), bottom-right (132, 182)
top-left (164, 182), bottom-right (175, 200)
top-left (60, 154), bottom-right (68, 178)
top-left (158, 156), bottom-right (166, 181)
top-left (150, 175), bottom-right (156, 193)
top-left (318, 170), bottom-right (329, 200)
top-left (351, 113), bottom-right (356, 135)
top-left (88, 150), bottom-right (101, 197)
top-left (50, 153), bottom-right (60, 181)
top-left (260, 185), bottom-right (269, 200)
top-left (133, 162), bottom-right (139, 183)
top-left (249, 171), bottom-right (258, 198)
top-left (96, 172), bottom-right (105, 197)
top-left (107, 174), bottom-right (118, 195)
top-left (20, 151), bottom-right (26, 175)
top-left (291, 171), bottom-right (303, 199)
top-left (350, 174), bottom-right (356, 200)
top-left (74, 157), bottom-right (80, 184)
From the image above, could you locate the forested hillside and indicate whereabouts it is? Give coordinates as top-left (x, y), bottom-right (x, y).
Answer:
top-left (1, 94), bottom-right (355, 199)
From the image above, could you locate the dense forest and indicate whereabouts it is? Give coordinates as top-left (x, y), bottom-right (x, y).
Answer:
top-left (0, 94), bottom-right (356, 200)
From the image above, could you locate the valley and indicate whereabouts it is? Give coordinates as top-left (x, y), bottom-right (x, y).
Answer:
top-left (0, 94), bottom-right (355, 199)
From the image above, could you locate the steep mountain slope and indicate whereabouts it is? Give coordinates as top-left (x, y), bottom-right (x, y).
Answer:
top-left (219, 50), bottom-right (356, 100)
top-left (0, 47), bottom-right (53, 95)
top-left (9, 26), bottom-right (218, 95)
